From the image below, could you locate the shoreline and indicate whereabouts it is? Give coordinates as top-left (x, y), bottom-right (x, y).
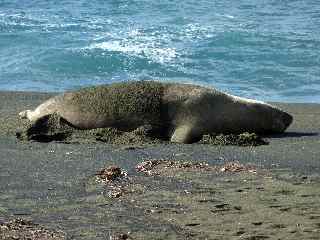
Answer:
top-left (0, 91), bottom-right (319, 239)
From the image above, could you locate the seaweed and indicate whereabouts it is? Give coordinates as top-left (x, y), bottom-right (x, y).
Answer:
top-left (95, 166), bottom-right (127, 182)
top-left (200, 132), bottom-right (268, 146)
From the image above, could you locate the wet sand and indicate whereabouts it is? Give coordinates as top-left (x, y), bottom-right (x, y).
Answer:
top-left (0, 91), bottom-right (320, 239)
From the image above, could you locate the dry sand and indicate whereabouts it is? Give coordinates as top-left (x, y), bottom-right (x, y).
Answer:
top-left (0, 91), bottom-right (319, 239)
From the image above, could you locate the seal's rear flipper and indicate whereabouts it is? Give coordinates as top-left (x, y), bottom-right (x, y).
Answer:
top-left (19, 110), bottom-right (32, 119)
top-left (17, 113), bottom-right (74, 142)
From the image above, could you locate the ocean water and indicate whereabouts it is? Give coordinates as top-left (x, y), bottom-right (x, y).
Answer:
top-left (0, 0), bottom-right (319, 103)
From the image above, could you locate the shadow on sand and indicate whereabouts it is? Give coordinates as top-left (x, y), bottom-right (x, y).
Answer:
top-left (266, 131), bottom-right (318, 139)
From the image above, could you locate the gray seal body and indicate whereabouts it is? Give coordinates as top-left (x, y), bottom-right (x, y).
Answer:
top-left (19, 81), bottom-right (293, 143)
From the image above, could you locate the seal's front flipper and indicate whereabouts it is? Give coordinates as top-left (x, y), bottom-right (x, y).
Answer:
top-left (171, 124), bottom-right (198, 143)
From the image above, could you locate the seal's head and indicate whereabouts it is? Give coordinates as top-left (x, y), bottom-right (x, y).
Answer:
top-left (251, 103), bottom-right (293, 133)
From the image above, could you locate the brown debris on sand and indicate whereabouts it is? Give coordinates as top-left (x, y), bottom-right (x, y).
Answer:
top-left (200, 132), bottom-right (268, 146)
top-left (109, 232), bottom-right (131, 240)
top-left (95, 166), bottom-right (129, 198)
top-left (219, 161), bottom-right (257, 173)
top-left (0, 218), bottom-right (66, 240)
top-left (135, 159), bottom-right (213, 176)
top-left (92, 161), bottom-right (257, 200)
top-left (95, 166), bottom-right (127, 182)
top-left (136, 159), bottom-right (257, 176)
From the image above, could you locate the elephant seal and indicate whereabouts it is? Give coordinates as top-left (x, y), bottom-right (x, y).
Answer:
top-left (19, 81), bottom-right (293, 143)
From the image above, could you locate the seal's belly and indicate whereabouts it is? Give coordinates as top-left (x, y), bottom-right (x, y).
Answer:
top-left (59, 109), bottom-right (151, 130)
top-left (58, 111), bottom-right (110, 129)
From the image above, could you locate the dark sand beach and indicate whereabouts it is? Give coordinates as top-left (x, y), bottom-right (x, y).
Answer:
top-left (0, 91), bottom-right (320, 239)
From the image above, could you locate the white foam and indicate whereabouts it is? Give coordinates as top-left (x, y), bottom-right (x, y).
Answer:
top-left (87, 40), bottom-right (178, 64)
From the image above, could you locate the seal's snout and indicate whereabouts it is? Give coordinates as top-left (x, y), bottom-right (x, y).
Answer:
top-left (282, 112), bottom-right (293, 129)
top-left (274, 111), bottom-right (293, 132)
top-left (271, 109), bottom-right (293, 133)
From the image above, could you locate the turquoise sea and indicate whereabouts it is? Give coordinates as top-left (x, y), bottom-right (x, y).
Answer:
top-left (0, 0), bottom-right (319, 102)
